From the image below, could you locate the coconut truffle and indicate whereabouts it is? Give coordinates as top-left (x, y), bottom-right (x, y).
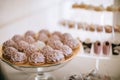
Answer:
top-left (38, 29), bottom-right (50, 36)
top-left (2, 47), bottom-right (18, 60)
top-left (24, 45), bottom-right (37, 56)
top-left (97, 25), bottom-right (103, 32)
top-left (105, 25), bottom-right (112, 33)
top-left (12, 34), bottom-right (24, 43)
top-left (52, 31), bottom-right (63, 39)
top-left (63, 39), bottom-right (80, 49)
top-left (24, 36), bottom-right (35, 44)
top-left (62, 33), bottom-right (80, 49)
top-left (33, 41), bottom-right (46, 50)
top-left (68, 21), bottom-right (75, 28)
top-left (2, 39), bottom-right (17, 50)
top-left (89, 24), bottom-right (95, 32)
top-left (16, 40), bottom-right (29, 51)
top-left (94, 5), bottom-right (104, 11)
top-left (10, 52), bottom-right (27, 64)
top-left (50, 35), bottom-right (61, 41)
top-left (41, 46), bottom-right (53, 57)
top-left (62, 33), bottom-right (73, 41)
top-left (29, 52), bottom-right (45, 65)
top-left (37, 33), bottom-right (49, 43)
top-left (60, 45), bottom-right (72, 58)
top-left (45, 50), bottom-right (65, 64)
top-left (114, 25), bottom-right (120, 33)
top-left (24, 30), bottom-right (36, 39)
top-left (47, 39), bottom-right (63, 50)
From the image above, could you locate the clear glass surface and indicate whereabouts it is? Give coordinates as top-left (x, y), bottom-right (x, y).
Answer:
top-left (1, 56), bottom-right (73, 80)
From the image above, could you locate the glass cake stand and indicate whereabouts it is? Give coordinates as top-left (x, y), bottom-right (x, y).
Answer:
top-left (0, 45), bottom-right (80, 80)
top-left (0, 40), bottom-right (81, 80)
top-left (1, 56), bottom-right (74, 80)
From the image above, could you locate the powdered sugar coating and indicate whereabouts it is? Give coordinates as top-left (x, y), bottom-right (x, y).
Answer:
top-left (37, 33), bottom-right (49, 42)
top-left (29, 52), bottom-right (45, 64)
top-left (41, 46), bottom-right (53, 57)
top-left (12, 34), bottom-right (24, 43)
top-left (24, 36), bottom-right (35, 44)
top-left (38, 29), bottom-right (50, 36)
top-left (33, 41), bottom-right (46, 50)
top-left (63, 39), bottom-right (79, 49)
top-left (47, 39), bottom-right (63, 50)
top-left (16, 40), bottom-right (29, 51)
top-left (52, 31), bottom-right (63, 40)
top-left (2, 39), bottom-right (17, 50)
top-left (24, 30), bottom-right (36, 39)
top-left (11, 52), bottom-right (27, 62)
top-left (24, 45), bottom-right (37, 56)
top-left (60, 45), bottom-right (72, 57)
top-left (62, 33), bottom-right (73, 41)
top-left (45, 50), bottom-right (64, 63)
top-left (50, 35), bottom-right (61, 41)
top-left (3, 47), bottom-right (18, 59)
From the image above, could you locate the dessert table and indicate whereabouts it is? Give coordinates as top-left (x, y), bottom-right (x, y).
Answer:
top-left (0, 1), bottom-right (120, 80)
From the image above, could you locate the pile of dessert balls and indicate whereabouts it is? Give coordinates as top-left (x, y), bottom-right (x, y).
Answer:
top-left (2, 29), bottom-right (80, 66)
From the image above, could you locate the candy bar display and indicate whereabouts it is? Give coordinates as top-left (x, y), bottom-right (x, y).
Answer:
top-left (60, 1), bottom-right (120, 79)
top-left (81, 40), bottom-right (113, 56)
top-left (59, 20), bottom-right (120, 33)
top-left (72, 3), bottom-right (120, 12)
